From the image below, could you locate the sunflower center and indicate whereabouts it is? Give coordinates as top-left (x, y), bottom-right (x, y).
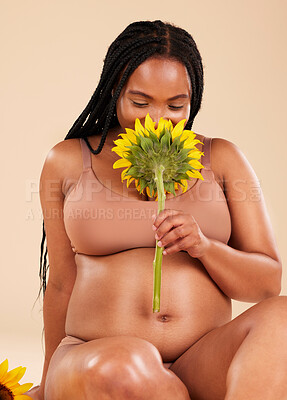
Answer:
top-left (0, 384), bottom-right (14, 400)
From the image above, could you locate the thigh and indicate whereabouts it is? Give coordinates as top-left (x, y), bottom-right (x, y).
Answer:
top-left (168, 295), bottom-right (287, 400)
top-left (45, 335), bottom-right (189, 400)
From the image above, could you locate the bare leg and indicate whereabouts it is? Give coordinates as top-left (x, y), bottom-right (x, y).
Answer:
top-left (45, 335), bottom-right (191, 400)
top-left (167, 295), bottom-right (287, 400)
top-left (225, 297), bottom-right (287, 399)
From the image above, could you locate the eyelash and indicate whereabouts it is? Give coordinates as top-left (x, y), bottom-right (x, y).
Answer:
top-left (132, 101), bottom-right (184, 110)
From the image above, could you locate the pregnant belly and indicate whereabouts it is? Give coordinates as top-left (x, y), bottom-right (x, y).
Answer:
top-left (65, 248), bottom-right (231, 362)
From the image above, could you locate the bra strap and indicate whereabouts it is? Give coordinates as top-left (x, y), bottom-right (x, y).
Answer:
top-left (201, 136), bottom-right (212, 169)
top-left (80, 138), bottom-right (92, 169)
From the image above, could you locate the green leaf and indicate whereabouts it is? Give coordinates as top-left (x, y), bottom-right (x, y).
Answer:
top-left (129, 146), bottom-right (143, 159)
top-left (152, 142), bottom-right (161, 153)
top-left (160, 131), bottom-right (171, 150)
top-left (164, 181), bottom-right (176, 196)
top-left (148, 182), bottom-right (156, 197)
top-left (158, 128), bottom-right (167, 141)
top-left (177, 162), bottom-right (192, 173)
top-left (126, 155), bottom-right (138, 165)
top-left (127, 166), bottom-right (140, 177)
top-left (177, 138), bottom-right (185, 150)
top-left (175, 173), bottom-right (190, 180)
top-left (140, 137), bottom-right (153, 153)
top-left (175, 148), bottom-right (191, 162)
top-left (139, 177), bottom-right (148, 193)
top-left (147, 129), bottom-right (159, 143)
top-left (170, 136), bottom-right (181, 151)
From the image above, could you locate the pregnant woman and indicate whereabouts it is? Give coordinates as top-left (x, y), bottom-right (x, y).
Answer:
top-left (29, 20), bottom-right (285, 400)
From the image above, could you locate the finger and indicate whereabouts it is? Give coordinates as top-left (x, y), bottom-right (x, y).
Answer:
top-left (157, 224), bottom-right (188, 248)
top-left (154, 213), bottom-right (185, 240)
top-left (152, 209), bottom-right (183, 230)
top-left (163, 236), bottom-right (192, 255)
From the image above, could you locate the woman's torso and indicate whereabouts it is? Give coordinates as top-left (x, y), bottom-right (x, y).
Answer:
top-left (62, 129), bottom-right (232, 362)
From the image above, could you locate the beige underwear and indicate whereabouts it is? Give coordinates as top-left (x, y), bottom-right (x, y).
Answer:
top-left (57, 335), bottom-right (172, 369)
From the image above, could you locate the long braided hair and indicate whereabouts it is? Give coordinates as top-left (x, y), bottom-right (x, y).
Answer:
top-left (39, 20), bottom-right (204, 297)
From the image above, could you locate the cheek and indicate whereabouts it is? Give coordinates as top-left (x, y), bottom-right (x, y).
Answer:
top-left (170, 106), bottom-right (191, 127)
top-left (182, 104), bottom-right (191, 123)
top-left (116, 99), bottom-right (147, 129)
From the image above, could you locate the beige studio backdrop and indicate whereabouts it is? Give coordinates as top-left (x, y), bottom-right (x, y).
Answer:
top-left (1, 0), bottom-right (286, 385)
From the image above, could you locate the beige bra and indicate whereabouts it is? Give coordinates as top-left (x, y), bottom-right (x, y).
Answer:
top-left (63, 136), bottom-right (231, 255)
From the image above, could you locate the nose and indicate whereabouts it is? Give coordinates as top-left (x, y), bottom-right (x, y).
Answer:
top-left (150, 111), bottom-right (168, 129)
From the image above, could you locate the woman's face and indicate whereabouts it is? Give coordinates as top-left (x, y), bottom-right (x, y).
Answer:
top-left (116, 57), bottom-right (191, 130)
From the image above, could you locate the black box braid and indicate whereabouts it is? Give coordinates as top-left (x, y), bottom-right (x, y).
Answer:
top-left (39, 19), bottom-right (204, 297)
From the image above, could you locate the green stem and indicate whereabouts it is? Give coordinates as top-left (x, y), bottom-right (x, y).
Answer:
top-left (152, 165), bottom-right (166, 313)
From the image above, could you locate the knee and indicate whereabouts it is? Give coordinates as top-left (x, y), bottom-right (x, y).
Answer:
top-left (252, 295), bottom-right (287, 331)
top-left (80, 337), bottom-right (163, 397)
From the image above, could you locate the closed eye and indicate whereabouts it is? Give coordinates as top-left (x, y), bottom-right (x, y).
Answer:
top-left (132, 101), bottom-right (148, 107)
top-left (169, 105), bottom-right (184, 110)
top-left (132, 101), bottom-right (184, 110)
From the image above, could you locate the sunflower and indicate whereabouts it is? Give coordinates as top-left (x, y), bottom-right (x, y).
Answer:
top-left (112, 113), bottom-right (204, 312)
top-left (0, 359), bottom-right (33, 400)
top-left (112, 113), bottom-right (204, 199)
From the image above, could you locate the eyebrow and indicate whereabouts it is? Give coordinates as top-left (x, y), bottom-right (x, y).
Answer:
top-left (127, 90), bottom-right (189, 101)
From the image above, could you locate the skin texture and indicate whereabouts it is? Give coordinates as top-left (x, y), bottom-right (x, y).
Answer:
top-left (29, 57), bottom-right (285, 400)
top-left (116, 57), bottom-right (191, 131)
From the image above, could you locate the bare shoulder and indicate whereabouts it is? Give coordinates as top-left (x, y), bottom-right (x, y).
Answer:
top-left (209, 137), bottom-right (259, 188)
top-left (40, 138), bottom-right (84, 196)
top-left (194, 134), bottom-right (245, 190)
top-left (41, 138), bottom-right (82, 179)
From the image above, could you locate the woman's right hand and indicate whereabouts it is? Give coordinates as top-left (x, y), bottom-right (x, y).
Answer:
top-left (25, 385), bottom-right (43, 400)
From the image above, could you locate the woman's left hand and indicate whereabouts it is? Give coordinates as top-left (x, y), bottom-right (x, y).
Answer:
top-left (152, 209), bottom-right (210, 258)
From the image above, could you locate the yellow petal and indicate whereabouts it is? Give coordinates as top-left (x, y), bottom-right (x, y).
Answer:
top-left (134, 179), bottom-right (141, 191)
top-left (126, 176), bottom-right (135, 188)
top-left (121, 167), bottom-right (129, 182)
top-left (180, 130), bottom-right (196, 142)
top-left (188, 160), bottom-right (204, 169)
top-left (113, 138), bottom-right (130, 148)
top-left (111, 146), bottom-right (129, 157)
top-left (146, 186), bottom-right (151, 197)
top-left (186, 170), bottom-right (204, 180)
top-left (8, 382), bottom-right (20, 390)
top-left (124, 129), bottom-right (138, 144)
top-left (0, 359), bottom-right (8, 380)
top-left (179, 180), bottom-right (188, 193)
top-left (122, 173), bottom-right (131, 181)
top-left (12, 382), bottom-right (33, 396)
top-left (135, 118), bottom-right (145, 136)
top-left (187, 149), bottom-right (204, 159)
top-left (171, 119), bottom-right (186, 140)
top-left (113, 158), bottom-right (131, 169)
top-left (156, 117), bottom-right (173, 137)
top-left (14, 396), bottom-right (33, 400)
top-left (2, 366), bottom-right (24, 386)
top-left (144, 113), bottom-right (156, 135)
top-left (183, 138), bottom-right (203, 149)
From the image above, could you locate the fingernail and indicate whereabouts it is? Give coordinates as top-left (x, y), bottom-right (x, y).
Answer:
top-left (152, 225), bottom-right (157, 231)
top-left (157, 240), bottom-right (162, 246)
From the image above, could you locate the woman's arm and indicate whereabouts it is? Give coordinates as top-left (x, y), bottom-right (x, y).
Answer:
top-left (32, 142), bottom-right (78, 399)
top-left (153, 138), bottom-right (282, 303)
top-left (195, 138), bottom-right (282, 302)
